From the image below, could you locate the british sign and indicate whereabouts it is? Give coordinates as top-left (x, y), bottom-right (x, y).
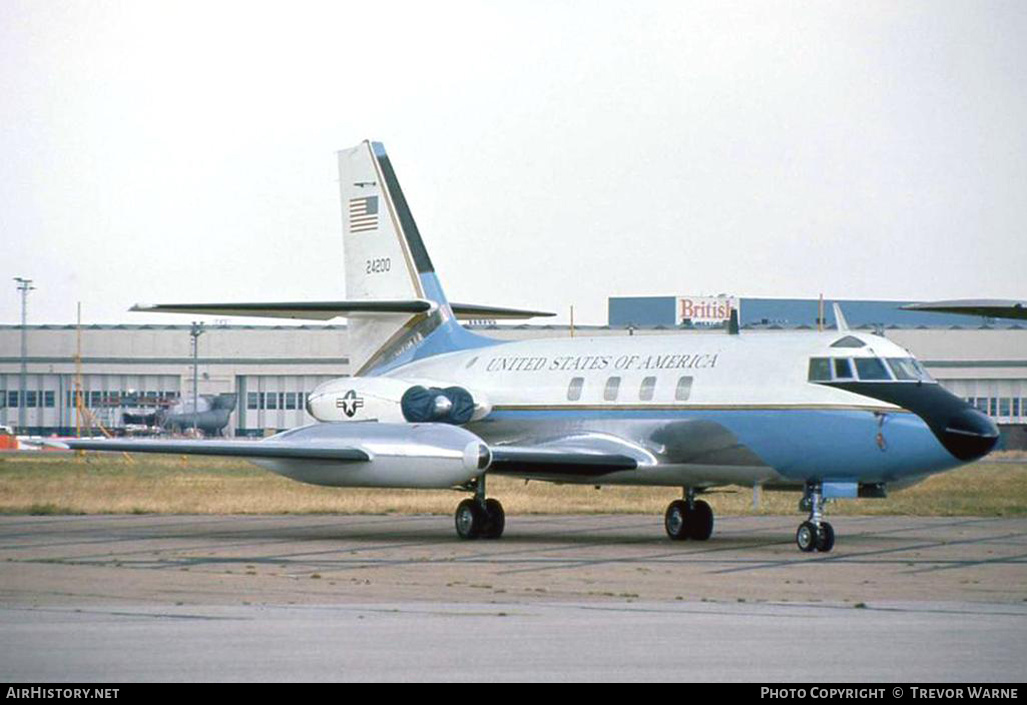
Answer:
top-left (677, 296), bottom-right (739, 326)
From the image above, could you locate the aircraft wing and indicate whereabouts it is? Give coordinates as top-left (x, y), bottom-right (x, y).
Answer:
top-left (57, 426), bottom-right (645, 481)
top-left (902, 299), bottom-right (1027, 321)
top-left (488, 446), bottom-right (639, 475)
top-left (59, 438), bottom-right (370, 462)
top-left (59, 437), bottom-right (638, 474)
top-left (487, 434), bottom-right (649, 477)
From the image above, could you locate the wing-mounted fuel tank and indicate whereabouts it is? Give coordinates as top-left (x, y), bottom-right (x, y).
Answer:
top-left (251, 422), bottom-right (493, 489)
top-left (305, 377), bottom-right (491, 424)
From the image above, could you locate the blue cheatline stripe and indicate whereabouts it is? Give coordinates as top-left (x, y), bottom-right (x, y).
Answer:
top-left (479, 406), bottom-right (964, 483)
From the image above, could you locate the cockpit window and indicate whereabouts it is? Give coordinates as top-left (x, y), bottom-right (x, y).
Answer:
top-left (811, 355), bottom-right (932, 383)
top-left (808, 358), bottom-right (832, 382)
top-left (886, 358), bottom-right (918, 381)
top-left (911, 359), bottom-right (934, 382)
top-left (854, 357), bottom-right (891, 381)
top-left (830, 336), bottom-right (866, 348)
top-left (887, 358), bottom-right (933, 382)
top-left (833, 358), bottom-right (854, 380)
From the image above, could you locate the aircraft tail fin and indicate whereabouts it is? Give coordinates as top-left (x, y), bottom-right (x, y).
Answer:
top-left (338, 141), bottom-right (493, 375)
top-left (129, 142), bottom-right (541, 374)
top-left (833, 303), bottom-right (850, 332)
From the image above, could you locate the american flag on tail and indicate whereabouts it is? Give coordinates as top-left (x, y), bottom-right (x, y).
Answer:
top-left (348, 195), bottom-right (379, 233)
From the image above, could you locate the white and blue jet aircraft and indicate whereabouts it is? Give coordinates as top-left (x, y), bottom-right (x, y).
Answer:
top-left (66, 141), bottom-right (1000, 552)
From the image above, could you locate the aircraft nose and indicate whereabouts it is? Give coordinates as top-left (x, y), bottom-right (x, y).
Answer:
top-left (941, 407), bottom-right (1000, 461)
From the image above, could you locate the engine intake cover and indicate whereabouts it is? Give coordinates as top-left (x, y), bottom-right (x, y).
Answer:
top-left (401, 386), bottom-right (475, 425)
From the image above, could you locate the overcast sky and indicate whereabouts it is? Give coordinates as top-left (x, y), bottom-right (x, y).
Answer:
top-left (2, 0), bottom-right (1025, 326)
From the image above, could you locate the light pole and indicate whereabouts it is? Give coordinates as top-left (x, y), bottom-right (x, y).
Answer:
top-left (190, 321), bottom-right (205, 435)
top-left (14, 278), bottom-right (34, 432)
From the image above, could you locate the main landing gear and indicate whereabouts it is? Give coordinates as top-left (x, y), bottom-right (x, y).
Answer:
top-left (454, 476), bottom-right (505, 540)
top-left (796, 482), bottom-right (834, 553)
top-left (664, 489), bottom-right (714, 541)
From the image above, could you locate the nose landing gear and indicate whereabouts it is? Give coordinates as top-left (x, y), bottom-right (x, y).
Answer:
top-left (796, 483), bottom-right (834, 553)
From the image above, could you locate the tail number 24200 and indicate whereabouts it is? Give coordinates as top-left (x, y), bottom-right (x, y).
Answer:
top-left (366, 257), bottom-right (391, 274)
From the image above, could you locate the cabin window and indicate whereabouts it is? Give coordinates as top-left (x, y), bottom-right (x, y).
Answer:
top-left (639, 376), bottom-right (656, 401)
top-left (604, 377), bottom-right (621, 401)
top-left (567, 377), bottom-right (584, 401)
top-left (675, 376), bottom-right (693, 401)
top-left (830, 335), bottom-right (866, 348)
top-left (833, 358), bottom-right (854, 380)
top-left (808, 358), bottom-right (831, 382)
top-left (854, 358), bottom-right (891, 381)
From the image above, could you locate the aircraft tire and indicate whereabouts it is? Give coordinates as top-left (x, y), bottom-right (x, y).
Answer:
top-left (796, 521), bottom-right (818, 552)
top-left (664, 500), bottom-right (690, 540)
top-left (688, 500), bottom-right (714, 541)
top-left (815, 522), bottom-right (835, 553)
top-left (455, 499), bottom-right (485, 540)
top-left (481, 498), bottom-right (505, 540)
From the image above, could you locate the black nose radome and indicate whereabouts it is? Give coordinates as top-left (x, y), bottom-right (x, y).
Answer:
top-left (826, 381), bottom-right (1000, 462)
top-left (942, 408), bottom-right (1000, 461)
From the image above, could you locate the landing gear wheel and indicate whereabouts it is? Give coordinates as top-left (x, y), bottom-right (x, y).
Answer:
top-left (481, 498), bottom-right (505, 540)
top-left (796, 521), bottom-right (818, 552)
top-left (688, 500), bottom-right (714, 541)
top-left (455, 499), bottom-right (485, 540)
top-left (665, 498), bottom-right (715, 541)
top-left (665, 500), bottom-right (690, 540)
top-left (815, 521), bottom-right (835, 553)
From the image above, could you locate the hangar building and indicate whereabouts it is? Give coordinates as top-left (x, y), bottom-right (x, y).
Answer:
top-left (1, 296), bottom-right (1024, 448)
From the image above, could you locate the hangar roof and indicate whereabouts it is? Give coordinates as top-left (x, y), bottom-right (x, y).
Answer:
top-left (608, 297), bottom-right (1027, 330)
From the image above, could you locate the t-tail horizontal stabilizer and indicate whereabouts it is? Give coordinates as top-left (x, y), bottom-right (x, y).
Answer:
top-left (131, 301), bottom-right (555, 321)
top-left (131, 300), bottom-right (434, 320)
